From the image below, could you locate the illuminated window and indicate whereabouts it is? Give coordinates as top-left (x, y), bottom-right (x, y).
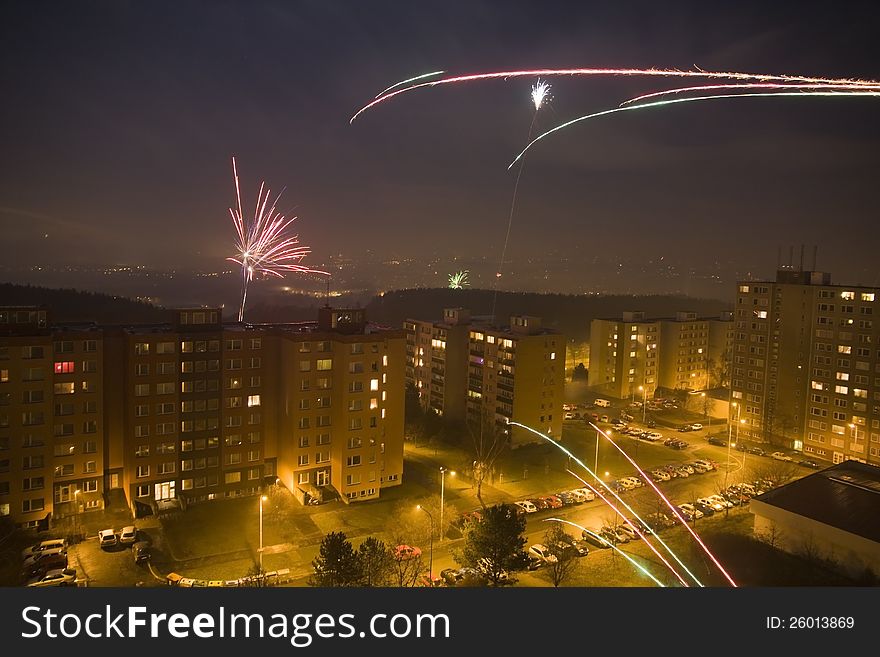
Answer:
top-left (841, 291), bottom-right (855, 300)
top-left (247, 395), bottom-right (261, 407)
top-left (861, 293), bottom-right (875, 302)
top-left (370, 378), bottom-right (379, 391)
top-left (54, 361), bottom-right (75, 374)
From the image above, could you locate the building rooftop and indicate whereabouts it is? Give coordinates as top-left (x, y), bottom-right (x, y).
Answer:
top-left (754, 461), bottom-right (880, 543)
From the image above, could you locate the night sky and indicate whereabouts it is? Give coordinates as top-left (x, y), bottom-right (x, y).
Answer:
top-left (2, 1), bottom-right (880, 290)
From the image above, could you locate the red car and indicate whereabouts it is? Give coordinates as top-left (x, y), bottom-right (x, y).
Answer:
top-left (394, 545), bottom-right (422, 560)
top-left (540, 495), bottom-right (563, 509)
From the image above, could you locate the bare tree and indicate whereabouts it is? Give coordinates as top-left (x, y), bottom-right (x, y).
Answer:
top-left (543, 524), bottom-right (580, 587)
top-left (758, 521), bottom-right (784, 549)
top-left (391, 550), bottom-right (427, 587)
top-left (752, 461), bottom-right (802, 489)
top-left (468, 411), bottom-right (507, 509)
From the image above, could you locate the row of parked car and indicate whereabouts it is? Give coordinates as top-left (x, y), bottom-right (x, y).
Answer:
top-left (99, 525), bottom-right (151, 563)
top-left (19, 538), bottom-right (76, 587)
top-left (705, 436), bottom-right (822, 469)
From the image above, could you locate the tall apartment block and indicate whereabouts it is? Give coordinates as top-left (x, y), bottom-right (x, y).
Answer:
top-left (589, 311), bottom-right (733, 400)
top-left (731, 268), bottom-right (880, 467)
top-left (405, 310), bottom-right (565, 446)
top-left (0, 305), bottom-right (405, 529)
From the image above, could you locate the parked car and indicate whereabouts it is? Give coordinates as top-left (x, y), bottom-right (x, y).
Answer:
top-left (541, 495), bottom-right (564, 509)
top-left (529, 497), bottom-right (549, 511)
top-left (440, 568), bottom-right (464, 586)
top-left (690, 423), bottom-right (703, 431)
top-left (644, 431), bottom-right (663, 441)
top-left (581, 529), bottom-right (611, 548)
top-left (526, 555), bottom-right (544, 570)
top-left (707, 494), bottom-right (734, 509)
top-left (22, 547), bottom-right (68, 575)
top-left (693, 459), bottom-right (717, 471)
top-left (569, 540), bottom-right (591, 556)
top-left (594, 399), bottom-right (611, 408)
top-left (600, 526), bottom-right (630, 544)
top-left (119, 525), bottom-right (138, 545)
top-left (571, 487), bottom-right (596, 502)
top-left (394, 545), bottom-right (422, 560)
top-left (98, 528), bottom-right (118, 549)
top-left (697, 497), bottom-right (725, 513)
top-left (678, 503), bottom-right (704, 521)
top-left (564, 412), bottom-right (576, 420)
top-left (689, 462), bottom-right (710, 474)
top-left (564, 489), bottom-right (588, 503)
top-left (673, 465), bottom-right (691, 478)
top-left (26, 568), bottom-right (77, 587)
top-left (132, 541), bottom-right (151, 564)
top-left (707, 436), bottom-right (728, 447)
top-left (556, 491), bottom-right (577, 505)
top-left (771, 451), bottom-right (794, 462)
top-left (627, 517), bottom-right (654, 535)
top-left (747, 446), bottom-right (767, 456)
top-left (798, 458), bottom-right (822, 469)
top-left (476, 558), bottom-right (509, 582)
top-left (21, 538), bottom-right (68, 560)
top-left (693, 500), bottom-right (716, 516)
top-left (514, 500), bottom-right (538, 514)
top-left (620, 476), bottom-right (644, 488)
top-left (614, 478), bottom-right (637, 491)
top-left (616, 523), bottom-right (640, 541)
top-left (528, 544), bottom-right (558, 564)
top-left (650, 469), bottom-right (671, 482)
top-left (678, 425), bottom-right (695, 432)
top-left (645, 512), bottom-right (675, 529)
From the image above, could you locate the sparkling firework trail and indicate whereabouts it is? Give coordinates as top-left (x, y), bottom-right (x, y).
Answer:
top-left (509, 90), bottom-right (880, 168)
top-left (228, 157), bottom-right (328, 322)
top-left (620, 82), bottom-right (880, 106)
top-left (375, 70), bottom-right (446, 97)
top-left (490, 80), bottom-right (551, 321)
top-left (589, 422), bottom-right (738, 587)
top-left (508, 420), bottom-right (704, 587)
top-left (350, 66), bottom-right (879, 122)
top-left (448, 270), bottom-right (470, 289)
top-left (546, 518), bottom-right (666, 587)
top-left (565, 469), bottom-right (691, 587)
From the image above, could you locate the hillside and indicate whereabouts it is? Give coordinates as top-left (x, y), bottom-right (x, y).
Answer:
top-left (0, 283), bottom-right (166, 324)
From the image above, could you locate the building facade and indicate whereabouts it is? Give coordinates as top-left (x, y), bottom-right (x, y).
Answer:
top-left (405, 310), bottom-right (564, 447)
top-left (731, 269), bottom-right (880, 467)
top-left (589, 311), bottom-right (732, 400)
top-left (0, 305), bottom-right (405, 529)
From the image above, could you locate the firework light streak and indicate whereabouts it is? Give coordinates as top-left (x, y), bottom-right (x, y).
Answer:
top-left (490, 80), bottom-right (552, 321)
top-left (546, 518), bottom-right (666, 587)
top-left (588, 422), bottom-right (739, 587)
top-left (375, 70), bottom-right (446, 97)
top-left (508, 420), bottom-right (704, 587)
top-left (227, 157), bottom-right (328, 322)
top-left (448, 270), bottom-right (470, 289)
top-left (509, 90), bottom-right (880, 168)
top-left (619, 82), bottom-right (880, 106)
top-left (565, 469), bottom-right (691, 587)
top-left (350, 66), bottom-right (880, 123)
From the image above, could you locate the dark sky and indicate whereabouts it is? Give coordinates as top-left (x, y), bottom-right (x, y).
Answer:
top-left (2, 0), bottom-right (880, 288)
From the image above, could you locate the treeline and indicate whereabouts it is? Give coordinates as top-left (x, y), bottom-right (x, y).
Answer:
top-left (0, 283), bottom-right (166, 324)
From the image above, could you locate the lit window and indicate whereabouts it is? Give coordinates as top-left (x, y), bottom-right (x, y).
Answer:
top-left (861, 293), bottom-right (875, 302)
top-left (370, 378), bottom-right (379, 391)
top-left (247, 395), bottom-right (261, 407)
top-left (54, 361), bottom-right (75, 374)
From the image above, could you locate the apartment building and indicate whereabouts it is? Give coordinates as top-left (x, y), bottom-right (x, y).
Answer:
top-left (589, 311), bottom-right (733, 400)
top-left (405, 310), bottom-right (564, 446)
top-left (0, 305), bottom-right (405, 528)
top-left (731, 268), bottom-right (880, 467)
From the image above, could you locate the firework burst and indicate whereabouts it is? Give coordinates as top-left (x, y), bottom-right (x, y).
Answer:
top-left (228, 156), bottom-right (327, 322)
top-left (448, 270), bottom-right (470, 289)
top-left (531, 79), bottom-right (552, 110)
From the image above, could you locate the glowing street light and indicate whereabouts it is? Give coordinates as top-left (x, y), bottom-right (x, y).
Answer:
top-left (259, 494), bottom-right (268, 572)
top-left (439, 467), bottom-right (455, 542)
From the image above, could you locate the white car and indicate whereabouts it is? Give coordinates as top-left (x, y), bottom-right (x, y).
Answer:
top-left (22, 547), bottom-right (67, 571)
top-left (708, 494), bottom-right (734, 509)
top-left (98, 529), bottom-right (118, 548)
top-left (650, 469), bottom-right (671, 482)
top-left (690, 423), bottom-right (703, 431)
top-left (565, 489), bottom-right (588, 503)
top-left (21, 538), bottom-right (68, 560)
top-left (616, 523), bottom-right (640, 540)
top-left (771, 452), bottom-right (793, 462)
top-left (678, 503), bottom-right (704, 520)
top-left (515, 500), bottom-right (538, 514)
top-left (697, 497), bottom-right (725, 513)
top-left (614, 479), bottom-right (637, 491)
top-left (528, 544), bottom-right (558, 564)
top-left (620, 476), bottom-right (644, 488)
top-left (119, 525), bottom-right (138, 545)
top-left (26, 568), bottom-right (77, 587)
top-left (693, 459), bottom-right (716, 471)
top-left (564, 412), bottom-right (575, 420)
top-left (571, 487), bottom-right (596, 501)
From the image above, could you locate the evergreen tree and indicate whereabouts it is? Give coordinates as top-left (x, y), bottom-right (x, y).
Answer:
top-left (309, 531), bottom-right (361, 587)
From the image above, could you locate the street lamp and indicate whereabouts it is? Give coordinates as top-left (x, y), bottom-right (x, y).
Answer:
top-left (258, 494), bottom-right (268, 572)
top-left (439, 467), bottom-right (455, 542)
top-left (73, 489), bottom-right (81, 540)
top-left (416, 504), bottom-right (434, 582)
top-left (638, 385), bottom-right (647, 424)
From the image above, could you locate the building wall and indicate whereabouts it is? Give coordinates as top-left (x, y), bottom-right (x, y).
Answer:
top-left (731, 271), bottom-right (879, 467)
top-left (752, 499), bottom-right (880, 578)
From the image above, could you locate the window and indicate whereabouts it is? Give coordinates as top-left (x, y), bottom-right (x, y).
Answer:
top-left (136, 465), bottom-right (150, 478)
top-left (226, 339), bottom-right (242, 351)
top-left (135, 363), bottom-right (150, 376)
top-left (298, 454), bottom-right (309, 466)
top-left (317, 359), bottom-right (332, 371)
top-left (346, 474), bottom-right (361, 486)
top-left (135, 384), bottom-right (150, 397)
top-left (250, 376), bottom-right (261, 387)
top-left (370, 378), bottom-right (379, 391)
top-left (53, 464), bottom-right (74, 477)
top-left (247, 395), bottom-right (260, 407)
top-left (83, 340), bottom-right (97, 352)
top-left (135, 342), bottom-right (150, 356)
top-left (225, 472), bottom-right (241, 484)
top-left (22, 498), bottom-right (45, 513)
top-left (83, 461), bottom-right (97, 474)
top-left (299, 436), bottom-right (309, 448)
top-left (83, 440), bottom-right (97, 454)
top-left (346, 455), bottom-right (361, 467)
top-left (158, 462), bottom-right (176, 475)
top-left (250, 338), bottom-right (262, 350)
top-left (247, 450), bottom-right (260, 462)
top-left (298, 472), bottom-right (309, 485)
top-left (136, 445), bottom-right (150, 457)
top-left (249, 357), bottom-right (261, 368)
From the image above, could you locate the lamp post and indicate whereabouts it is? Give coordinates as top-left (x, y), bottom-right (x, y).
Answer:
top-left (594, 427), bottom-right (600, 484)
top-left (639, 385), bottom-right (648, 424)
top-left (439, 467), bottom-right (455, 542)
top-left (738, 418), bottom-right (746, 484)
top-left (416, 504), bottom-right (434, 581)
top-left (73, 489), bottom-right (81, 540)
top-left (259, 494), bottom-right (268, 572)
